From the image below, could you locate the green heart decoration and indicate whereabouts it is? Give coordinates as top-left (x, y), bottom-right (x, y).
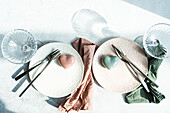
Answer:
top-left (102, 56), bottom-right (119, 70)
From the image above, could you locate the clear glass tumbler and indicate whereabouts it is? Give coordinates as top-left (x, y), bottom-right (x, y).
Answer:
top-left (1, 29), bottom-right (37, 64)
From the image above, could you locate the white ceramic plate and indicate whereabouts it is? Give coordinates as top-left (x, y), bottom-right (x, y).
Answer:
top-left (29, 42), bottom-right (84, 97)
top-left (93, 38), bottom-right (148, 93)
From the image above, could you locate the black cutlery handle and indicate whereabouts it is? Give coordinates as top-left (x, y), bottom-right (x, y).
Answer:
top-left (19, 61), bottom-right (50, 97)
top-left (19, 71), bottom-right (41, 97)
top-left (15, 62), bottom-right (42, 81)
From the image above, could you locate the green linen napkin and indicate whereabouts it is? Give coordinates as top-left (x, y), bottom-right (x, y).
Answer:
top-left (125, 57), bottom-right (165, 103)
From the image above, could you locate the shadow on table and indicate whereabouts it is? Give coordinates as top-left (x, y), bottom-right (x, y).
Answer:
top-left (9, 32), bottom-right (123, 107)
top-left (11, 64), bottom-right (28, 92)
top-left (10, 55), bottom-right (68, 108)
top-left (95, 36), bottom-right (118, 45)
top-left (121, 93), bottom-right (128, 102)
top-left (45, 95), bottom-right (69, 108)
top-left (32, 32), bottom-right (77, 45)
top-left (0, 34), bottom-right (4, 58)
top-left (0, 100), bottom-right (15, 113)
top-left (9, 33), bottom-right (73, 108)
top-left (10, 39), bottom-right (61, 92)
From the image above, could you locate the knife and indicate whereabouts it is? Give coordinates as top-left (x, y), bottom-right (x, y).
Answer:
top-left (111, 44), bottom-right (159, 88)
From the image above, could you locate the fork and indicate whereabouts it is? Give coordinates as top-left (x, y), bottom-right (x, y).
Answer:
top-left (15, 49), bottom-right (60, 81)
top-left (115, 48), bottom-right (150, 92)
top-left (19, 49), bottom-right (61, 97)
top-left (112, 44), bottom-right (159, 88)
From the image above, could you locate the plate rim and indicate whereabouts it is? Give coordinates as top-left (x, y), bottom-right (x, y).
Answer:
top-left (92, 37), bottom-right (148, 93)
top-left (28, 42), bottom-right (84, 97)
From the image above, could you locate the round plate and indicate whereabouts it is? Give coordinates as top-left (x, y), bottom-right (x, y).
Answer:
top-left (93, 38), bottom-right (148, 93)
top-left (29, 42), bottom-right (84, 97)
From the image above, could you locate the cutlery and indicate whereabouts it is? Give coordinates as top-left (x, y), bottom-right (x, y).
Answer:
top-left (19, 49), bottom-right (61, 97)
top-left (15, 49), bottom-right (60, 81)
top-left (111, 44), bottom-right (159, 88)
top-left (114, 47), bottom-right (150, 92)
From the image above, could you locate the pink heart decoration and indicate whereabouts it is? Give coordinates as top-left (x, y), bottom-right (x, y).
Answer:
top-left (59, 55), bottom-right (75, 69)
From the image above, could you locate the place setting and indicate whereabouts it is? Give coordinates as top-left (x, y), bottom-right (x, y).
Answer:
top-left (1, 30), bottom-right (84, 98)
top-left (93, 38), bottom-right (149, 93)
top-left (1, 9), bottom-right (170, 113)
top-left (26, 42), bottom-right (84, 98)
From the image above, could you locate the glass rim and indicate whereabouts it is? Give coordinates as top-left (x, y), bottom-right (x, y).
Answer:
top-left (1, 29), bottom-right (37, 64)
top-left (143, 23), bottom-right (170, 59)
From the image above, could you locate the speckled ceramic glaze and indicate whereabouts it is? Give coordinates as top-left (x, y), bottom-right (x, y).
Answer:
top-left (29, 43), bottom-right (84, 97)
top-left (93, 38), bottom-right (148, 93)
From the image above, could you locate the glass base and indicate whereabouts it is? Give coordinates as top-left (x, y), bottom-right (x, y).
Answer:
top-left (134, 35), bottom-right (144, 48)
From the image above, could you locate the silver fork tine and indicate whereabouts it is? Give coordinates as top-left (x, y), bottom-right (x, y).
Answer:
top-left (115, 49), bottom-right (122, 59)
top-left (50, 50), bottom-right (60, 60)
top-left (119, 48), bottom-right (126, 56)
top-left (54, 52), bottom-right (61, 59)
top-left (50, 49), bottom-right (59, 56)
top-left (19, 50), bottom-right (61, 97)
top-left (51, 50), bottom-right (60, 57)
top-left (52, 50), bottom-right (60, 55)
top-left (15, 49), bottom-right (59, 81)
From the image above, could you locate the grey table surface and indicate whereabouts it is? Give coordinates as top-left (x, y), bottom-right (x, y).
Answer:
top-left (0, 0), bottom-right (170, 113)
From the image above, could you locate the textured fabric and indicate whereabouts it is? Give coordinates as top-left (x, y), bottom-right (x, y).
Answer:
top-left (125, 57), bottom-right (165, 103)
top-left (58, 38), bottom-right (98, 112)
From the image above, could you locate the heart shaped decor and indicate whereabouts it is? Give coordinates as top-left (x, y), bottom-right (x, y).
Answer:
top-left (102, 56), bottom-right (119, 70)
top-left (59, 55), bottom-right (75, 69)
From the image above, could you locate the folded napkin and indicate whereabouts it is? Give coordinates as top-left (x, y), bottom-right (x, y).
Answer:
top-left (58, 38), bottom-right (98, 113)
top-left (125, 57), bottom-right (165, 103)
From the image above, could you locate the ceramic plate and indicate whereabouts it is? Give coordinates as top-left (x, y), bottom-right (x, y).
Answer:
top-left (29, 42), bottom-right (84, 97)
top-left (93, 38), bottom-right (148, 93)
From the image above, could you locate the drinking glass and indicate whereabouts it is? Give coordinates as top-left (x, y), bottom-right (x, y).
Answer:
top-left (1, 29), bottom-right (37, 64)
top-left (72, 9), bottom-right (119, 38)
top-left (143, 23), bottom-right (170, 59)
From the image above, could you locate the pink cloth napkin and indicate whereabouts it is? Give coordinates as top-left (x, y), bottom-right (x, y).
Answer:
top-left (58, 38), bottom-right (98, 113)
